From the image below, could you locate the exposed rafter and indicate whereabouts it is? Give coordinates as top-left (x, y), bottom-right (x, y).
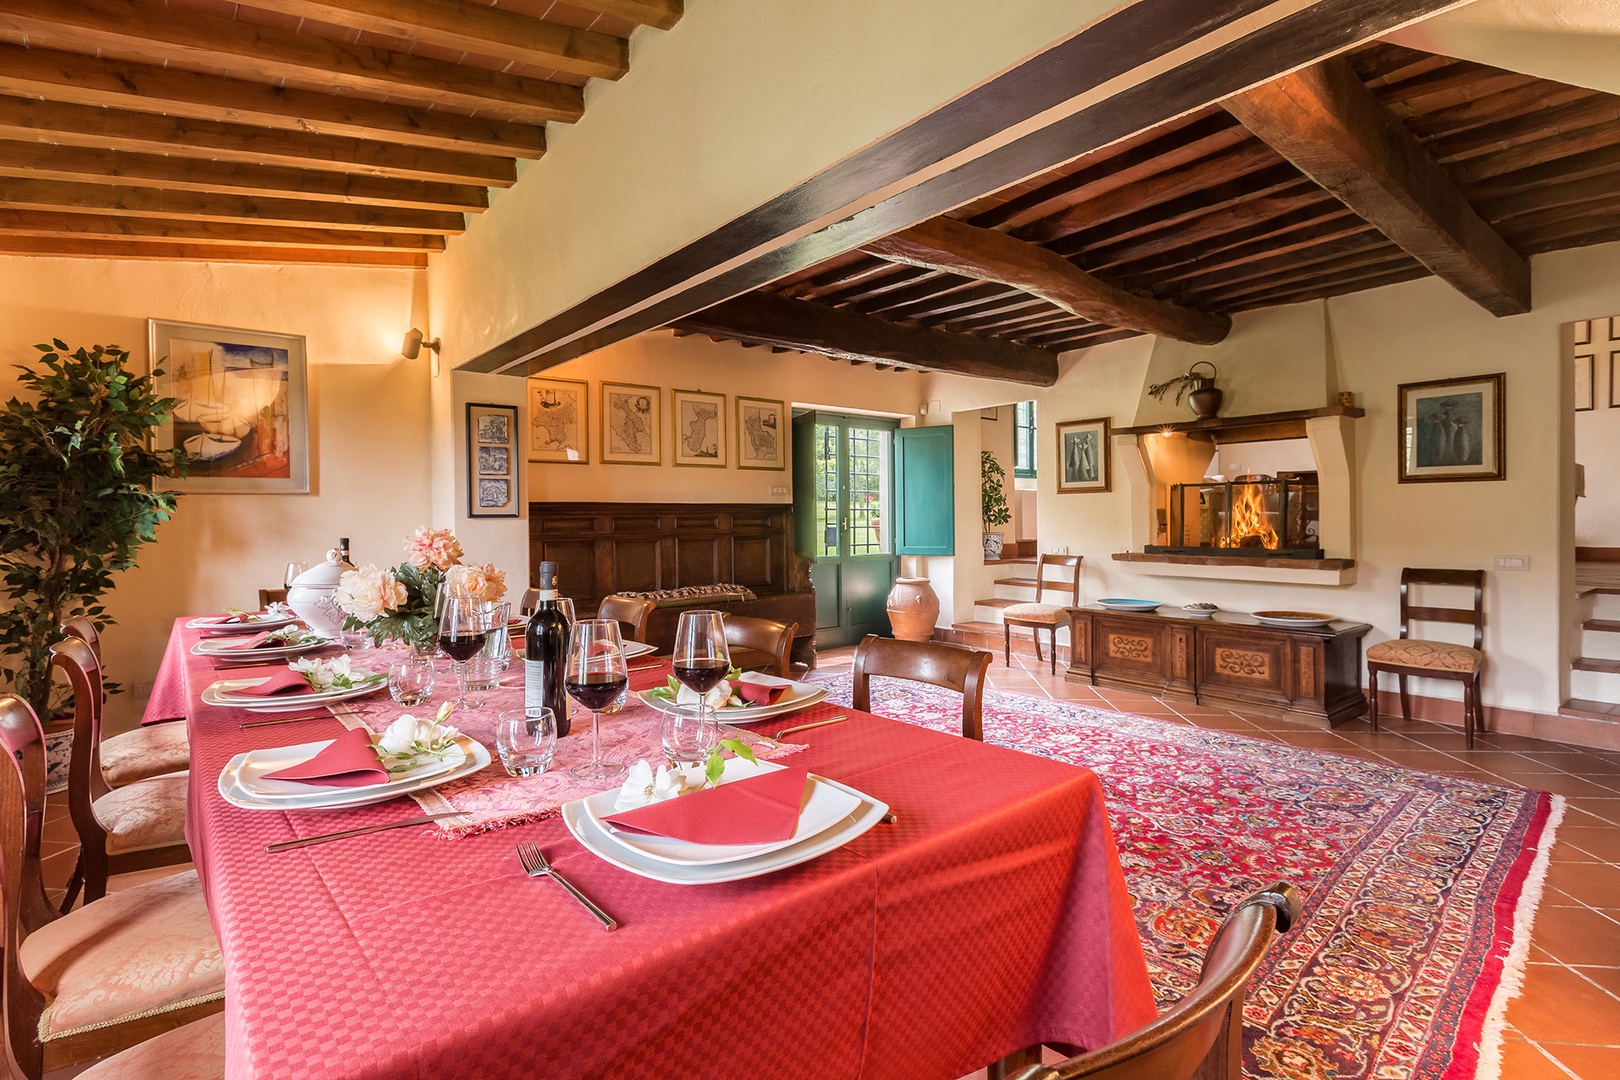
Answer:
top-left (1223, 56), bottom-right (1531, 316)
top-left (861, 216), bottom-right (1231, 344)
top-left (567, 0), bottom-right (684, 31)
top-left (0, 208), bottom-right (446, 252)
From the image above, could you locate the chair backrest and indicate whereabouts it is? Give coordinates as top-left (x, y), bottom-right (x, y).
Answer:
top-left (722, 615), bottom-right (796, 677)
top-left (1024, 883), bottom-right (1302, 1080)
top-left (58, 618), bottom-right (101, 664)
top-left (258, 588), bottom-right (288, 609)
top-left (851, 636), bottom-right (993, 741)
top-left (597, 595), bottom-right (657, 644)
top-left (0, 694), bottom-right (65, 1080)
top-left (48, 638), bottom-right (113, 823)
top-left (1398, 568), bottom-right (1485, 650)
top-left (517, 587), bottom-right (542, 617)
top-left (1033, 553), bottom-right (1083, 607)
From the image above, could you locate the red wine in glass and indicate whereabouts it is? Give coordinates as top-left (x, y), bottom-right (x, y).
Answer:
top-left (438, 632), bottom-right (487, 663)
top-left (564, 671), bottom-right (628, 712)
top-left (672, 658), bottom-right (729, 694)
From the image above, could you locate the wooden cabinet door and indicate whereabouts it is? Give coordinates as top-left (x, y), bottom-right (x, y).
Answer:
top-left (1197, 626), bottom-right (1292, 709)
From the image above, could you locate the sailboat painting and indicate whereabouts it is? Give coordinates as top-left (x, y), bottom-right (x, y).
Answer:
top-left (148, 320), bottom-right (310, 493)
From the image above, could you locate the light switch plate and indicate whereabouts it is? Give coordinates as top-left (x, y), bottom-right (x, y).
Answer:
top-left (1493, 554), bottom-right (1529, 571)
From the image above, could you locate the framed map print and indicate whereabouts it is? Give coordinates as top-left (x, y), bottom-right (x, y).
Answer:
top-left (600, 382), bottom-right (661, 466)
top-left (671, 389), bottom-right (726, 467)
top-left (528, 377), bottom-right (587, 463)
top-left (736, 396), bottom-right (786, 470)
top-left (467, 402), bottom-right (519, 517)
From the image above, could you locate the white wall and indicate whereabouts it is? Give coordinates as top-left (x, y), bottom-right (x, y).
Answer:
top-left (1573, 315), bottom-right (1620, 546)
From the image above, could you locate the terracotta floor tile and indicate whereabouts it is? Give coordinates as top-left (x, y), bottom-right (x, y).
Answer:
top-left (1545, 862), bottom-right (1620, 909)
top-left (1568, 965), bottom-right (1620, 1000)
top-left (1540, 1042), bottom-right (1620, 1078)
top-left (1558, 827), bottom-right (1620, 863)
top-left (1505, 963), bottom-right (1620, 1042)
top-left (1498, 1038), bottom-right (1582, 1080)
top-left (1527, 906), bottom-right (1620, 967)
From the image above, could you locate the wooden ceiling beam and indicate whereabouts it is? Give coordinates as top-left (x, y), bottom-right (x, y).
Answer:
top-left (564, 0), bottom-right (683, 31)
top-left (0, 176), bottom-right (464, 233)
top-left (0, 234), bottom-right (428, 267)
top-left (671, 293), bottom-right (1059, 387)
top-left (245, 0), bottom-right (628, 80)
top-left (0, 208), bottom-right (445, 251)
top-left (0, 93), bottom-right (519, 186)
top-left (0, 141), bottom-right (488, 212)
top-left (1224, 56), bottom-right (1530, 315)
top-left (0, 0), bottom-right (584, 124)
top-left (862, 216), bottom-right (1230, 344)
top-left (0, 44), bottom-right (545, 156)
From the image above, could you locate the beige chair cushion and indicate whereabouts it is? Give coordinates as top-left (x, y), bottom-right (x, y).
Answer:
top-left (92, 774), bottom-right (190, 855)
top-left (79, 1012), bottom-right (224, 1080)
top-left (1003, 603), bottom-right (1066, 625)
top-left (101, 722), bottom-right (191, 788)
top-left (1367, 638), bottom-right (1483, 674)
top-left (19, 870), bottom-right (224, 1042)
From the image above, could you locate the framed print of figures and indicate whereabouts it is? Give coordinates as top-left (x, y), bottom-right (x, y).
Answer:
top-left (1398, 373), bottom-right (1505, 483)
top-left (600, 382), bottom-right (661, 465)
top-left (671, 389), bottom-right (726, 468)
top-left (467, 403), bottom-right (519, 517)
top-left (528, 377), bottom-right (587, 463)
top-left (735, 396), bottom-right (786, 470)
top-left (1055, 417), bottom-right (1111, 494)
top-left (148, 319), bottom-right (309, 493)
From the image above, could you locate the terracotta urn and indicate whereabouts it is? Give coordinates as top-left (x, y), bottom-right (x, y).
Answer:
top-left (887, 577), bottom-right (940, 642)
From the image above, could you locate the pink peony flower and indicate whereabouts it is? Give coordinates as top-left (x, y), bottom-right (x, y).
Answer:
top-left (403, 526), bottom-right (463, 572)
top-left (335, 565), bottom-right (407, 622)
top-left (443, 561), bottom-right (507, 602)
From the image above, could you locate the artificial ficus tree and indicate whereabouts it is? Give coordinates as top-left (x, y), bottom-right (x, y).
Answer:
top-left (0, 341), bottom-right (187, 718)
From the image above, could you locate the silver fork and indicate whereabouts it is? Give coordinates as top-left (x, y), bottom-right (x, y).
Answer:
top-left (515, 842), bottom-right (617, 931)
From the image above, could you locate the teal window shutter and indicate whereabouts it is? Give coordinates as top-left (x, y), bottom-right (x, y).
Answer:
top-left (895, 426), bottom-right (954, 556)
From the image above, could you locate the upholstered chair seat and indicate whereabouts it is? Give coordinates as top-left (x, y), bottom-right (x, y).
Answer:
top-left (17, 870), bottom-right (223, 1044)
top-left (1000, 602), bottom-right (1065, 624)
top-left (78, 1013), bottom-right (224, 1080)
top-left (100, 723), bottom-right (191, 788)
top-left (91, 774), bottom-right (190, 855)
top-left (1366, 638), bottom-right (1483, 674)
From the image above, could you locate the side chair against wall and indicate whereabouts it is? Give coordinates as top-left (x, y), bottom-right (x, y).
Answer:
top-left (851, 636), bottom-right (993, 741)
top-left (1002, 883), bottom-right (1302, 1080)
top-left (0, 694), bottom-right (224, 1080)
top-left (59, 621), bottom-right (191, 789)
top-left (597, 595), bottom-right (657, 644)
top-left (722, 614), bottom-right (796, 677)
top-left (50, 638), bottom-right (192, 911)
top-left (1365, 568), bottom-right (1486, 748)
top-left (1001, 554), bottom-right (1083, 674)
top-left (256, 588), bottom-right (288, 609)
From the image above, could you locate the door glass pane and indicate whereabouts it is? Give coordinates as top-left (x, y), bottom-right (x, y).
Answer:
top-left (813, 422), bottom-right (840, 558)
top-left (846, 425), bottom-right (892, 556)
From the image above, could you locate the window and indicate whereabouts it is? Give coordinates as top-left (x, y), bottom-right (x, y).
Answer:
top-left (1013, 400), bottom-right (1036, 478)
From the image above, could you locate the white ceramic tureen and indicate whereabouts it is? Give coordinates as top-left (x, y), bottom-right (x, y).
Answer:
top-left (285, 549), bottom-right (355, 637)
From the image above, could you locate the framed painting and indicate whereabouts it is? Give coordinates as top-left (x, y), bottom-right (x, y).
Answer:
top-left (1398, 373), bottom-right (1505, 483)
top-left (600, 382), bottom-right (661, 465)
top-left (148, 319), bottom-right (309, 493)
top-left (735, 396), bottom-right (786, 470)
top-left (1055, 417), bottom-right (1111, 494)
top-left (1576, 353), bottom-right (1595, 411)
top-left (528, 377), bottom-right (587, 463)
top-left (1609, 351), bottom-right (1620, 409)
top-left (671, 388), bottom-right (726, 468)
top-left (467, 402), bottom-right (519, 517)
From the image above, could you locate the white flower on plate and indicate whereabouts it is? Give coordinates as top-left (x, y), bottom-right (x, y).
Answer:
top-left (266, 601), bottom-right (294, 619)
top-left (674, 682), bottom-right (733, 710)
top-left (289, 654), bottom-right (354, 691)
top-left (376, 702), bottom-right (461, 771)
top-left (613, 759), bottom-right (703, 811)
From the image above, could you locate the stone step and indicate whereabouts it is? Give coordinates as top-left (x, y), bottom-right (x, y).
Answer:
top-left (1560, 698), bottom-right (1620, 720)
top-left (1585, 619), bottom-right (1620, 633)
top-left (1572, 656), bottom-right (1620, 673)
top-left (975, 597), bottom-right (1022, 610)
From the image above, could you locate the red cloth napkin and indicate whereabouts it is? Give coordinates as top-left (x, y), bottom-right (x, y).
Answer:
top-left (261, 727), bottom-right (388, 787)
top-left (604, 767), bottom-right (810, 845)
top-left (228, 667), bottom-right (314, 697)
top-left (214, 630), bottom-right (278, 652)
top-left (730, 678), bottom-right (787, 706)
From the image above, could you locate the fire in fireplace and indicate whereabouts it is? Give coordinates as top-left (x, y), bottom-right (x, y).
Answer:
top-left (1148, 472), bottom-right (1322, 559)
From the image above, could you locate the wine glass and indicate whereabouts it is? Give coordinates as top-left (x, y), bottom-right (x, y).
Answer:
top-left (283, 561), bottom-right (308, 589)
top-left (666, 609), bottom-right (729, 762)
top-left (437, 592), bottom-right (494, 711)
top-left (564, 620), bottom-right (628, 781)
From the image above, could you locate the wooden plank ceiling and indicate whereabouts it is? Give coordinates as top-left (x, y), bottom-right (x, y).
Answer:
top-left (0, 0), bottom-right (681, 268)
top-left (675, 44), bottom-right (1620, 383)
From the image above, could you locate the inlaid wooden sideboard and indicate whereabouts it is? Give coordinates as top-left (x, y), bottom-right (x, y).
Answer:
top-left (1065, 606), bottom-right (1372, 726)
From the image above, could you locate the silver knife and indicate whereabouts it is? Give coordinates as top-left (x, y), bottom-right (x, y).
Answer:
top-left (266, 812), bottom-right (464, 853)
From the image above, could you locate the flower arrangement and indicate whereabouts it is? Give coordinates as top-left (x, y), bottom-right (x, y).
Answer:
top-left (334, 527), bottom-right (506, 651)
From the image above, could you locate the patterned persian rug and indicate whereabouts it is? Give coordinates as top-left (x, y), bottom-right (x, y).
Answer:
top-left (811, 674), bottom-right (1561, 1080)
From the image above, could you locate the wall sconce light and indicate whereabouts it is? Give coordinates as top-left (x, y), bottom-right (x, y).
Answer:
top-left (401, 328), bottom-right (441, 359)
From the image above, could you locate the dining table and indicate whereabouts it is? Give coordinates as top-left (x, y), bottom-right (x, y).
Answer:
top-left (158, 616), bottom-right (1158, 1079)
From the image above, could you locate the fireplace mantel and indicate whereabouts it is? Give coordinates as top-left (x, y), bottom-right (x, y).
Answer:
top-left (1115, 404), bottom-right (1364, 440)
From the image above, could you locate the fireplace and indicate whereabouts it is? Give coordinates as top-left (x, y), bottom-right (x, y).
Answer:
top-left (1147, 472), bottom-right (1322, 559)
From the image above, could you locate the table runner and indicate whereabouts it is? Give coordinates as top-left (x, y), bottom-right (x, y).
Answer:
top-left (170, 617), bottom-right (1157, 1079)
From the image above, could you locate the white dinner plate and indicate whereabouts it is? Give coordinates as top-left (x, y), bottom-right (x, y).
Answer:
top-left (191, 636), bottom-right (336, 663)
top-left (187, 613), bottom-right (300, 633)
top-left (1251, 610), bottom-right (1336, 628)
top-left (202, 671), bottom-right (387, 712)
top-left (621, 641), bottom-right (658, 660)
top-left (581, 757), bottom-right (861, 867)
top-left (634, 673), bottom-right (828, 722)
top-left (235, 739), bottom-right (466, 799)
top-left (1097, 598), bottom-right (1163, 612)
top-left (218, 734), bottom-right (491, 811)
top-left (563, 775), bottom-right (886, 885)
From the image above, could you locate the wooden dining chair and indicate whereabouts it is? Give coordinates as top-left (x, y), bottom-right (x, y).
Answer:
top-left (0, 694), bottom-right (224, 1080)
top-left (1003, 883), bottom-right (1301, 1080)
top-left (722, 614), bottom-right (796, 677)
top-left (59, 616), bottom-right (102, 663)
top-left (1366, 568), bottom-right (1486, 748)
top-left (50, 639), bottom-right (192, 910)
top-left (852, 636), bottom-right (993, 741)
top-left (597, 595), bottom-right (657, 644)
top-left (58, 622), bottom-right (191, 789)
top-left (518, 586), bottom-right (542, 616)
top-left (257, 588), bottom-right (288, 609)
top-left (1002, 553), bottom-right (1083, 674)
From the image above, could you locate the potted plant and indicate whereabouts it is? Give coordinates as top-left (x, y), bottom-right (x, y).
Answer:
top-left (981, 450), bottom-right (1012, 560)
top-left (1147, 360), bottom-right (1222, 418)
top-left (0, 341), bottom-right (187, 719)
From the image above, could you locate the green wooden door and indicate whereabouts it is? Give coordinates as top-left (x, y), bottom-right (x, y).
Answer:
top-left (793, 412), bottom-right (900, 648)
top-left (895, 426), bottom-right (955, 556)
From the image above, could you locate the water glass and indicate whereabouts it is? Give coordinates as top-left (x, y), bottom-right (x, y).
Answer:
top-left (341, 627), bottom-right (373, 650)
top-left (480, 601), bottom-right (512, 672)
top-left (387, 657), bottom-right (435, 706)
top-left (463, 654), bottom-right (502, 692)
top-left (495, 708), bottom-right (557, 777)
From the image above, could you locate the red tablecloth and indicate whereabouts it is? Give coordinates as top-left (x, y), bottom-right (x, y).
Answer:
top-left (166, 618), bottom-right (1156, 1079)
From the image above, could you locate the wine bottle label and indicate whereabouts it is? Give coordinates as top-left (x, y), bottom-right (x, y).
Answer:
top-left (536, 589), bottom-right (558, 601)
top-left (524, 658), bottom-right (545, 707)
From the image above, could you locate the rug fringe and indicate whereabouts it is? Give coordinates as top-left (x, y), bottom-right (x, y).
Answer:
top-left (1473, 793), bottom-right (1565, 1080)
